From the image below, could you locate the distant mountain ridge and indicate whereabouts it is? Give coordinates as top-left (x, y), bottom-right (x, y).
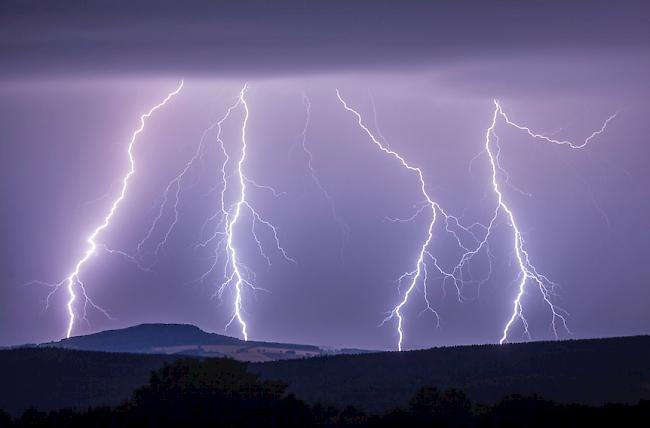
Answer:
top-left (41, 323), bottom-right (366, 362)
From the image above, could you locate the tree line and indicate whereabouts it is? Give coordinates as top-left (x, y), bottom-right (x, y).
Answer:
top-left (1, 357), bottom-right (648, 427)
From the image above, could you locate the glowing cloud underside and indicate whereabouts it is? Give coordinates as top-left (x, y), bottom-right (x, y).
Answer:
top-left (36, 81), bottom-right (184, 338)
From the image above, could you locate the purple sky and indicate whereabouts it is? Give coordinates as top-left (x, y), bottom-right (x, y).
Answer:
top-left (1, 1), bottom-right (649, 350)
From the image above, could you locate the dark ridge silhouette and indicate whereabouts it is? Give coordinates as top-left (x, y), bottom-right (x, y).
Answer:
top-left (1, 332), bottom-right (648, 416)
top-left (0, 347), bottom-right (180, 416)
top-left (252, 335), bottom-right (650, 412)
top-left (1, 357), bottom-right (649, 427)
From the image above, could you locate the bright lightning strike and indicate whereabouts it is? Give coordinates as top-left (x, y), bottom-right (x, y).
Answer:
top-left (337, 90), bottom-right (469, 351)
top-left (198, 84), bottom-right (295, 341)
top-left (336, 91), bottom-right (615, 350)
top-left (481, 101), bottom-right (617, 344)
top-left (34, 81), bottom-right (184, 339)
top-left (293, 93), bottom-right (350, 248)
top-left (136, 93), bottom-right (240, 264)
top-left (30, 80), bottom-right (615, 349)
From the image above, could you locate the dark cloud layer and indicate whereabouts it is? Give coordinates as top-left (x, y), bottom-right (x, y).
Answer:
top-left (2, 0), bottom-right (649, 77)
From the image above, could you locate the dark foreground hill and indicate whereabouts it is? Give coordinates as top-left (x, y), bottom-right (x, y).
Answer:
top-left (0, 334), bottom-right (648, 416)
top-left (253, 335), bottom-right (650, 412)
top-left (3, 357), bottom-right (649, 427)
top-left (0, 348), bottom-right (180, 416)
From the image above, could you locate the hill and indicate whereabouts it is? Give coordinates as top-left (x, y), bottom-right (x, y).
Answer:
top-left (40, 323), bottom-right (357, 362)
top-left (1, 332), bottom-right (648, 416)
top-left (253, 335), bottom-right (650, 412)
top-left (0, 347), bottom-right (179, 416)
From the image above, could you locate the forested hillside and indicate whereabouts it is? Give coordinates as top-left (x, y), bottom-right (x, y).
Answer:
top-left (1, 335), bottom-right (649, 416)
top-left (253, 335), bottom-right (650, 411)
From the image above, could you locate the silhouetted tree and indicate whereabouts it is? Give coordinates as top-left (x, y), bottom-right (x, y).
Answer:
top-left (337, 405), bottom-right (367, 426)
top-left (0, 410), bottom-right (11, 428)
top-left (123, 357), bottom-right (311, 427)
top-left (4, 359), bottom-right (650, 427)
top-left (16, 409), bottom-right (46, 427)
top-left (312, 403), bottom-right (340, 426)
top-left (408, 387), bottom-right (471, 427)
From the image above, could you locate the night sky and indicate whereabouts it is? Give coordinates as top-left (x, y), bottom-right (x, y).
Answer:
top-left (1, 1), bottom-right (649, 350)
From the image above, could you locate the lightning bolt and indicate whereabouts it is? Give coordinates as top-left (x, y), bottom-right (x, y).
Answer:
top-left (30, 79), bottom-right (615, 349)
top-left (32, 81), bottom-right (184, 338)
top-left (482, 101), bottom-right (617, 344)
top-left (337, 91), bottom-right (615, 350)
top-left (337, 90), bottom-right (482, 351)
top-left (293, 93), bottom-right (350, 248)
top-left (136, 93), bottom-right (242, 264)
top-left (197, 84), bottom-right (294, 341)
